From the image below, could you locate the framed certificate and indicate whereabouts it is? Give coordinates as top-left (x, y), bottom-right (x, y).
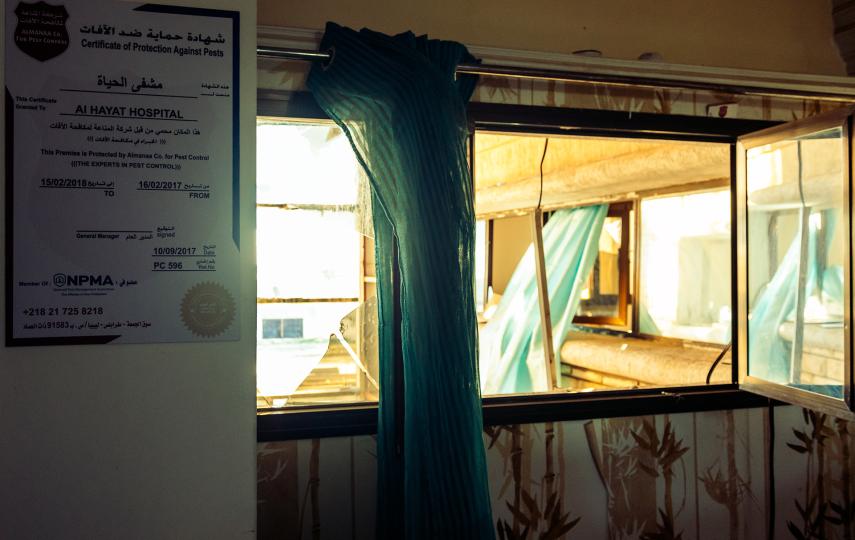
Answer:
top-left (5, 0), bottom-right (240, 344)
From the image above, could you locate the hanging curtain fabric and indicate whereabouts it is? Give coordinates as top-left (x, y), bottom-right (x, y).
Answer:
top-left (748, 210), bottom-right (841, 393)
top-left (307, 23), bottom-right (493, 539)
top-left (480, 205), bottom-right (608, 394)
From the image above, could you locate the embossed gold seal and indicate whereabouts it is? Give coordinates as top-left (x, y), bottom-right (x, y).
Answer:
top-left (180, 282), bottom-right (235, 338)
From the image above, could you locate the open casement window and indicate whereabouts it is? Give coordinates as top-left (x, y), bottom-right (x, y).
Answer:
top-left (737, 106), bottom-right (855, 418)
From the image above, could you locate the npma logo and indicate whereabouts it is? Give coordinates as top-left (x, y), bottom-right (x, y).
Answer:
top-left (53, 273), bottom-right (114, 288)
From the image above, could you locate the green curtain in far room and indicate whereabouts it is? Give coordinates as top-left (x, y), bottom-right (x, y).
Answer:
top-left (480, 205), bottom-right (607, 395)
top-left (307, 23), bottom-right (494, 539)
top-left (748, 210), bottom-right (843, 398)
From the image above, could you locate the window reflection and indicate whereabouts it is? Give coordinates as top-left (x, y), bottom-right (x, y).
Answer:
top-left (746, 127), bottom-right (845, 399)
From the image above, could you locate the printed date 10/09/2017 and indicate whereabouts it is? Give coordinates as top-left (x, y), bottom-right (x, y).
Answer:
top-left (22, 306), bottom-right (105, 317)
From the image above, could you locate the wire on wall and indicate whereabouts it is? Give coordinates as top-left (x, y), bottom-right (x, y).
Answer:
top-left (537, 138), bottom-right (549, 211)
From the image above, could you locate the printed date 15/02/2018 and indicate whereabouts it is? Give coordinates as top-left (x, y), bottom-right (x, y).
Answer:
top-left (22, 306), bottom-right (104, 317)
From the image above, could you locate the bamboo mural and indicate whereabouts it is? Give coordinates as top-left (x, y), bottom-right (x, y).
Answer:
top-left (257, 441), bottom-right (299, 538)
top-left (486, 423), bottom-right (581, 539)
top-left (629, 417), bottom-right (688, 540)
top-left (830, 418), bottom-right (855, 539)
top-left (586, 416), bottom-right (659, 540)
top-left (784, 409), bottom-right (855, 540)
top-left (256, 408), bottom-right (855, 539)
top-left (725, 411), bottom-right (738, 539)
top-left (544, 422), bottom-right (556, 511)
top-left (697, 409), bottom-right (755, 540)
top-left (310, 438), bottom-right (320, 540)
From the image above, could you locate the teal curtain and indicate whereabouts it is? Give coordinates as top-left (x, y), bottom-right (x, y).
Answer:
top-left (481, 205), bottom-right (607, 394)
top-left (748, 211), bottom-right (841, 392)
top-left (308, 23), bottom-right (493, 539)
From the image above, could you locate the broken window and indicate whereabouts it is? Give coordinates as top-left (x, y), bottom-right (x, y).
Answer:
top-left (256, 120), bottom-right (379, 409)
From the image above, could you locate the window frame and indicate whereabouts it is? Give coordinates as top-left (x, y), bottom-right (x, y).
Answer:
top-left (255, 113), bottom-right (378, 408)
top-left (257, 93), bottom-right (787, 440)
top-left (474, 218), bottom-right (492, 317)
top-left (479, 132), bottom-right (735, 391)
top-left (736, 106), bottom-right (855, 419)
top-left (631, 179), bottom-right (733, 345)
top-left (522, 176), bottom-right (733, 344)
top-left (572, 201), bottom-right (632, 328)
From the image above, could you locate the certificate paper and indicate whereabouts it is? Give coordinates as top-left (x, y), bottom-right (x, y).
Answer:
top-left (5, 0), bottom-right (240, 345)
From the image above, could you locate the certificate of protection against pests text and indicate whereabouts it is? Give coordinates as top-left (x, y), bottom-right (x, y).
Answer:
top-left (5, 0), bottom-right (240, 345)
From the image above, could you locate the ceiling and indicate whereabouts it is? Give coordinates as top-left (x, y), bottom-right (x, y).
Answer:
top-left (474, 132), bottom-right (729, 217)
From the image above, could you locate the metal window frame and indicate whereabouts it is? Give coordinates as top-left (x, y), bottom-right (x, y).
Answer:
top-left (631, 180), bottom-right (733, 346)
top-left (258, 383), bottom-right (778, 441)
top-left (256, 97), bottom-right (788, 441)
top-left (473, 104), bottom-right (762, 391)
top-left (255, 113), bottom-right (375, 406)
top-left (735, 106), bottom-right (855, 419)
top-left (572, 201), bottom-right (633, 328)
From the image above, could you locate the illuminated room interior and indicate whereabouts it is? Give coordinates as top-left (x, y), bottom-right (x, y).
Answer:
top-left (8, 1), bottom-right (855, 539)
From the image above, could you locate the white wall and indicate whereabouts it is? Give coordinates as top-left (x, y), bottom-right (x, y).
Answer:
top-left (0, 1), bottom-right (257, 538)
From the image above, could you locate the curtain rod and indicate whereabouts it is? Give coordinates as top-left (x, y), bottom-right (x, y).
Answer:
top-left (257, 45), bottom-right (855, 104)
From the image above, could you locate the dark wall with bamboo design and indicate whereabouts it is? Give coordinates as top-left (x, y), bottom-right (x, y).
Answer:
top-left (257, 405), bottom-right (855, 539)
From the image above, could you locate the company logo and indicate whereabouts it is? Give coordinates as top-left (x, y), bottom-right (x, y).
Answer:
top-left (14, 1), bottom-right (69, 62)
top-left (53, 273), bottom-right (114, 288)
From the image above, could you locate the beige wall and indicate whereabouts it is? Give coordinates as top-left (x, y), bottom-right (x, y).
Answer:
top-left (259, 0), bottom-right (845, 76)
top-left (491, 215), bottom-right (532, 296)
top-left (1, 1), bottom-right (257, 538)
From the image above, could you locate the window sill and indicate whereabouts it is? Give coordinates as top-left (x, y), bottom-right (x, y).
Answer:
top-left (560, 330), bottom-right (732, 388)
top-left (257, 384), bottom-right (778, 442)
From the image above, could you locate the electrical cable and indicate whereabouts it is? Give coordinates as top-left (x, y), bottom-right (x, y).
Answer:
top-left (705, 342), bottom-right (732, 384)
top-left (537, 138), bottom-right (549, 210)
